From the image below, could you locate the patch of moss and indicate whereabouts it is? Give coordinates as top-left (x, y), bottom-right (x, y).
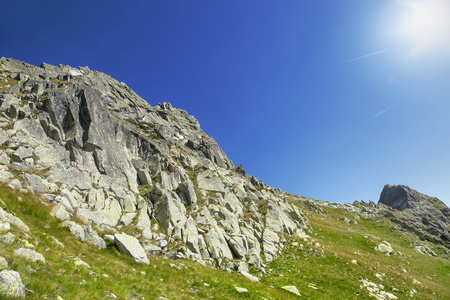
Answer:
top-left (256, 199), bottom-right (268, 215)
top-left (0, 77), bottom-right (18, 92)
top-left (138, 184), bottom-right (154, 197)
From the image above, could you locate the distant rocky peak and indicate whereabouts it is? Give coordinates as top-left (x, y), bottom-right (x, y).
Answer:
top-left (378, 184), bottom-right (429, 211)
top-left (378, 184), bottom-right (450, 247)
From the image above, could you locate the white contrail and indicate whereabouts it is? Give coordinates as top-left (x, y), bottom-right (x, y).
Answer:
top-left (374, 104), bottom-right (396, 117)
top-left (339, 49), bottom-right (389, 64)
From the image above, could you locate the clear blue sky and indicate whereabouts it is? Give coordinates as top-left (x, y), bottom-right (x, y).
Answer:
top-left (2, 0), bottom-right (450, 206)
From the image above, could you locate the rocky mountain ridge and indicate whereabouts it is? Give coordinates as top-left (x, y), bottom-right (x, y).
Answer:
top-left (0, 58), bottom-right (449, 298)
top-left (0, 57), bottom-right (308, 271)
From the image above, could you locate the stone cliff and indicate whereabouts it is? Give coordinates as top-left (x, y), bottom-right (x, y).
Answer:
top-left (379, 184), bottom-right (450, 247)
top-left (0, 58), bottom-right (308, 271)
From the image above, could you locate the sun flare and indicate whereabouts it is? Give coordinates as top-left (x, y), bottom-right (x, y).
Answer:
top-left (396, 0), bottom-right (450, 57)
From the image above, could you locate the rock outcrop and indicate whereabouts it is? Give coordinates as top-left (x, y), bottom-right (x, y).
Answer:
top-left (379, 184), bottom-right (450, 247)
top-left (0, 58), bottom-right (309, 269)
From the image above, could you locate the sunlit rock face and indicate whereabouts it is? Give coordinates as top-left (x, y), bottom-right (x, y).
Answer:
top-left (0, 58), bottom-right (309, 268)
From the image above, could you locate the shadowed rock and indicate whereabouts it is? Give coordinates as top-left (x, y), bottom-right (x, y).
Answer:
top-left (379, 184), bottom-right (450, 248)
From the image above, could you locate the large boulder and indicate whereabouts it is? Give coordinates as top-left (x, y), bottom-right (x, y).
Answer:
top-left (114, 233), bottom-right (149, 264)
top-left (83, 225), bottom-right (107, 249)
top-left (14, 248), bottom-right (46, 263)
top-left (137, 168), bottom-right (152, 185)
top-left (226, 234), bottom-right (248, 259)
top-left (50, 204), bottom-right (70, 220)
top-left (10, 146), bottom-right (33, 163)
top-left (0, 208), bottom-right (29, 232)
top-left (60, 221), bottom-right (106, 248)
top-left (374, 241), bottom-right (394, 254)
top-left (0, 270), bottom-right (26, 298)
top-left (22, 173), bottom-right (58, 194)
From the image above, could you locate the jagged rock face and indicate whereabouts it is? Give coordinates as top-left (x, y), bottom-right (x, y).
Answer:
top-left (379, 184), bottom-right (429, 211)
top-left (378, 184), bottom-right (450, 248)
top-left (0, 58), bottom-right (308, 268)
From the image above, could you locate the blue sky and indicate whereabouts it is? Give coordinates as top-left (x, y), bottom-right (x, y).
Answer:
top-left (2, 0), bottom-right (450, 206)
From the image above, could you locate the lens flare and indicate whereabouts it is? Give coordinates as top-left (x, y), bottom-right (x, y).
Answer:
top-left (396, 0), bottom-right (450, 57)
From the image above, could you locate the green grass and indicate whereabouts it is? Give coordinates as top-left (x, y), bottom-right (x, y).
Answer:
top-left (49, 78), bottom-right (70, 89)
top-left (188, 167), bottom-right (207, 207)
top-left (124, 119), bottom-right (160, 141)
top-left (138, 184), bottom-right (154, 197)
top-left (0, 77), bottom-right (18, 92)
top-left (261, 203), bottom-right (450, 299)
top-left (1, 185), bottom-right (449, 299)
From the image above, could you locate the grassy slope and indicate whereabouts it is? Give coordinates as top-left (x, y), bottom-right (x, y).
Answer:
top-left (0, 186), bottom-right (295, 299)
top-left (0, 185), bottom-right (449, 299)
top-left (263, 202), bottom-right (450, 299)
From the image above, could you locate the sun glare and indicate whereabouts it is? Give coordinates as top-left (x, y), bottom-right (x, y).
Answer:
top-left (396, 0), bottom-right (450, 57)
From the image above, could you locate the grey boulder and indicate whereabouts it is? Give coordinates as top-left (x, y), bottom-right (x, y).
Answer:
top-left (114, 233), bottom-right (149, 264)
top-left (374, 241), bottom-right (394, 254)
top-left (61, 221), bottom-right (106, 249)
top-left (0, 270), bottom-right (26, 298)
top-left (0, 256), bottom-right (8, 270)
top-left (240, 271), bottom-right (259, 283)
top-left (14, 247), bottom-right (46, 263)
